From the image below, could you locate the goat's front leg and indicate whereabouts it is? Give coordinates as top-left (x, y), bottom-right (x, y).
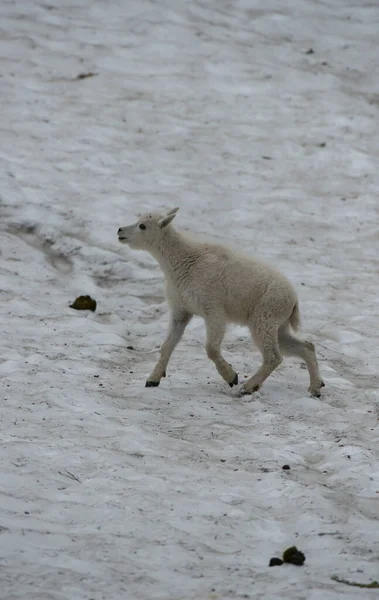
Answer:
top-left (205, 315), bottom-right (238, 387)
top-left (146, 310), bottom-right (192, 387)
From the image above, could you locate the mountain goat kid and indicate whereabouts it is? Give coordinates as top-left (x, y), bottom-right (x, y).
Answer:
top-left (118, 208), bottom-right (324, 397)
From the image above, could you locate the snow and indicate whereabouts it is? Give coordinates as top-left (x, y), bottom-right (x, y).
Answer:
top-left (1, 0), bottom-right (379, 598)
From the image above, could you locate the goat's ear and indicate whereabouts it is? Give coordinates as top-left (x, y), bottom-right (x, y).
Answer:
top-left (167, 207), bottom-right (179, 216)
top-left (158, 211), bottom-right (178, 229)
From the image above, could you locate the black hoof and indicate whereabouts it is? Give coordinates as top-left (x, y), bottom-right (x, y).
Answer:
top-left (320, 380), bottom-right (325, 388)
top-left (237, 383), bottom-right (259, 396)
top-left (145, 381), bottom-right (160, 387)
top-left (229, 373), bottom-right (239, 387)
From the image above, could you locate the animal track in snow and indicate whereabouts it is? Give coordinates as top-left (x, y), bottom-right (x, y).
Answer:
top-left (8, 223), bottom-right (73, 274)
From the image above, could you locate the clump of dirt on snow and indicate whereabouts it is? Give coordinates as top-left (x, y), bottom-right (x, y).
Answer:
top-left (69, 295), bottom-right (97, 311)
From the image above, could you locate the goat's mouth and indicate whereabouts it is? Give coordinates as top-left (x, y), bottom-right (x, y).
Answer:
top-left (118, 236), bottom-right (127, 241)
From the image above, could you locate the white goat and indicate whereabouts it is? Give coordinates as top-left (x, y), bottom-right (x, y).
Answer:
top-left (118, 208), bottom-right (324, 397)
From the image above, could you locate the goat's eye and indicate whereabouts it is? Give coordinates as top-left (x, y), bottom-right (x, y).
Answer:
top-left (139, 224), bottom-right (146, 230)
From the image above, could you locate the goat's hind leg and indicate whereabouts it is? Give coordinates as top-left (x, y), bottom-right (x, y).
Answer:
top-left (205, 315), bottom-right (238, 387)
top-left (146, 310), bottom-right (192, 387)
top-left (278, 323), bottom-right (324, 397)
top-left (240, 323), bottom-right (283, 395)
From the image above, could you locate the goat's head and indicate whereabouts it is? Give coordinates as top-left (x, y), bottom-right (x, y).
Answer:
top-left (118, 207), bottom-right (179, 250)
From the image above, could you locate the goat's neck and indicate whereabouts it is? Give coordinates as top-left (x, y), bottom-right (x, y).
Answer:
top-left (151, 228), bottom-right (196, 276)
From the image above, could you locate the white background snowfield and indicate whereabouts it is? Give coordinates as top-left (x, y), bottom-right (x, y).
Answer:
top-left (1, 0), bottom-right (379, 598)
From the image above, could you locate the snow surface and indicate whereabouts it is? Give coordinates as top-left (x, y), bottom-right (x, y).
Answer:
top-left (1, 0), bottom-right (379, 598)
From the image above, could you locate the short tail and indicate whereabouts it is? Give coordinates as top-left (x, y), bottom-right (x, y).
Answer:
top-left (289, 302), bottom-right (301, 331)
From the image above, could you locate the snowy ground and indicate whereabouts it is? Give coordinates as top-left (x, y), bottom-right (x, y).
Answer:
top-left (1, 0), bottom-right (379, 598)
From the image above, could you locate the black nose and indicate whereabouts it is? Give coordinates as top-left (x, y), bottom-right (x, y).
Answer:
top-left (118, 228), bottom-right (122, 233)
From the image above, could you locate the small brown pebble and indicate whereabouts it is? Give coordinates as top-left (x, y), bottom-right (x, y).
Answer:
top-left (306, 48), bottom-right (314, 54)
top-left (127, 346), bottom-right (134, 350)
top-left (269, 557), bottom-right (283, 567)
top-left (69, 295), bottom-right (97, 311)
top-left (282, 464), bottom-right (291, 470)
